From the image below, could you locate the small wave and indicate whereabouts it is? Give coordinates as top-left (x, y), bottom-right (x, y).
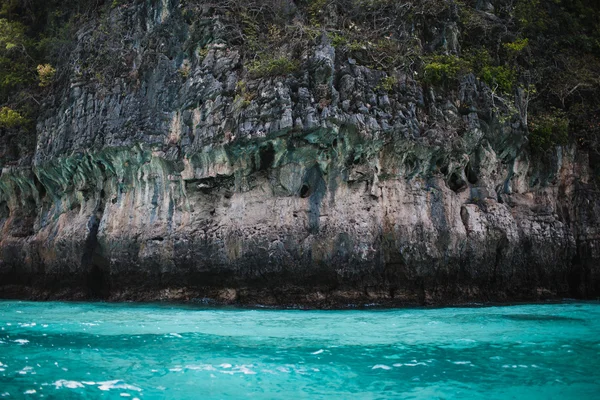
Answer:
top-left (18, 366), bottom-right (33, 375)
top-left (53, 380), bottom-right (85, 389)
top-left (186, 364), bottom-right (216, 371)
top-left (311, 349), bottom-right (324, 355)
top-left (372, 364), bottom-right (392, 370)
top-left (169, 333), bottom-right (183, 338)
top-left (395, 362), bottom-right (427, 367)
top-left (13, 339), bottom-right (29, 345)
top-left (24, 390), bottom-right (36, 394)
top-left (236, 366), bottom-right (256, 375)
top-left (97, 380), bottom-right (142, 392)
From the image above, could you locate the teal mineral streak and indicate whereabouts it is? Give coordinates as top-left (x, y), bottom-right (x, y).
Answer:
top-left (0, 301), bottom-right (599, 399)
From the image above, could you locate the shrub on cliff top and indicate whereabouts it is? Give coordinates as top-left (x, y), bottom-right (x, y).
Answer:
top-left (480, 65), bottom-right (516, 94)
top-left (529, 110), bottom-right (569, 152)
top-left (0, 106), bottom-right (27, 128)
top-left (247, 56), bottom-right (300, 78)
top-left (423, 55), bottom-right (470, 85)
top-left (37, 64), bottom-right (56, 87)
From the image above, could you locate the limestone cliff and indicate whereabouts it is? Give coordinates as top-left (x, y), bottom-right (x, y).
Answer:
top-left (0, 0), bottom-right (598, 305)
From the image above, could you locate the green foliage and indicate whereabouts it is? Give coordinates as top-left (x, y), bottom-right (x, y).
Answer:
top-left (328, 32), bottom-right (348, 48)
top-left (247, 56), bottom-right (299, 78)
top-left (234, 80), bottom-right (256, 108)
top-left (504, 38), bottom-right (529, 55)
top-left (0, 106), bottom-right (26, 128)
top-left (0, 19), bottom-right (30, 95)
top-left (480, 65), bottom-right (516, 94)
top-left (529, 110), bottom-right (570, 152)
top-left (376, 76), bottom-right (397, 92)
top-left (37, 64), bottom-right (56, 87)
top-left (0, 18), bottom-right (25, 52)
top-left (423, 55), bottom-right (470, 85)
top-left (515, 0), bottom-right (549, 32)
top-left (308, 0), bottom-right (328, 26)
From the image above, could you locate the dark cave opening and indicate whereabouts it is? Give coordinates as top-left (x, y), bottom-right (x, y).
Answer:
top-left (259, 143), bottom-right (275, 171)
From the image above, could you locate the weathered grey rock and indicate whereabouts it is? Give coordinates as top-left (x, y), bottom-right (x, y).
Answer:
top-left (0, 1), bottom-right (598, 306)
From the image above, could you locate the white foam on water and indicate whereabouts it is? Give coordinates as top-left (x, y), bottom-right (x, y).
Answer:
top-left (453, 361), bottom-right (472, 365)
top-left (169, 333), bottom-right (183, 338)
top-left (19, 323), bottom-right (36, 328)
top-left (235, 365), bottom-right (256, 375)
top-left (219, 370), bottom-right (235, 375)
top-left (97, 381), bottom-right (142, 392)
top-left (185, 364), bottom-right (216, 371)
top-left (18, 366), bottom-right (33, 375)
top-left (168, 367), bottom-right (183, 372)
top-left (1, 393), bottom-right (9, 397)
top-left (311, 349), bottom-right (324, 355)
top-left (218, 365), bottom-right (256, 375)
top-left (24, 390), bottom-right (36, 394)
top-left (219, 363), bottom-right (232, 369)
top-left (372, 364), bottom-right (392, 370)
top-left (13, 339), bottom-right (29, 345)
top-left (53, 380), bottom-right (85, 389)
top-left (120, 394), bottom-right (131, 397)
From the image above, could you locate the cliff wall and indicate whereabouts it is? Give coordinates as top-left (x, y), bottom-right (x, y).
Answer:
top-left (0, 0), bottom-right (598, 305)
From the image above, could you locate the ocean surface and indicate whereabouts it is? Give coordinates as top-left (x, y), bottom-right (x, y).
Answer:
top-left (0, 301), bottom-right (599, 399)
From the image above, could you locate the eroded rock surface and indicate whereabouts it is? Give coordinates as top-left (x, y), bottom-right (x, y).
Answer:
top-left (0, 1), bottom-right (598, 306)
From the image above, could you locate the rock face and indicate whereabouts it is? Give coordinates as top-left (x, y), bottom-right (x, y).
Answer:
top-left (0, 1), bottom-right (599, 305)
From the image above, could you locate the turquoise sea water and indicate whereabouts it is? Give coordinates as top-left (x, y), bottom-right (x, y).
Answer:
top-left (0, 301), bottom-right (599, 399)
